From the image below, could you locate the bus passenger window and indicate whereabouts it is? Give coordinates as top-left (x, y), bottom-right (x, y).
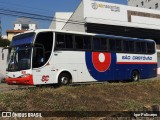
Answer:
top-left (116, 40), bottom-right (122, 52)
top-left (56, 34), bottom-right (65, 49)
top-left (147, 42), bottom-right (155, 54)
top-left (141, 42), bottom-right (147, 53)
top-left (75, 36), bottom-right (84, 49)
top-left (65, 34), bottom-right (73, 49)
top-left (136, 41), bottom-right (147, 53)
top-left (84, 36), bottom-right (91, 50)
top-left (123, 40), bottom-right (129, 52)
top-left (100, 38), bottom-right (108, 51)
top-left (33, 32), bottom-right (53, 68)
top-left (109, 39), bottom-right (116, 51)
top-left (129, 41), bottom-right (135, 53)
top-left (136, 42), bottom-right (142, 53)
top-left (93, 38), bottom-right (100, 50)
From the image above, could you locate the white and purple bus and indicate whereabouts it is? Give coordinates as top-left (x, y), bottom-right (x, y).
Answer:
top-left (3, 29), bottom-right (157, 85)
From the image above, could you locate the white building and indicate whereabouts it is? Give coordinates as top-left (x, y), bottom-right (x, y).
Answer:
top-left (49, 12), bottom-right (72, 30)
top-left (51, 0), bottom-right (160, 35)
top-left (128, 0), bottom-right (160, 10)
top-left (14, 18), bottom-right (37, 30)
top-left (1, 35), bottom-right (7, 39)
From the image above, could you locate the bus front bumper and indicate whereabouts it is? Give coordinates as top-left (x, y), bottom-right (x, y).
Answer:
top-left (5, 75), bottom-right (34, 85)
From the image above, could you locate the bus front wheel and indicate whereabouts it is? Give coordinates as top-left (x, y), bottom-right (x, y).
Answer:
top-left (131, 70), bottom-right (140, 82)
top-left (58, 72), bottom-right (71, 86)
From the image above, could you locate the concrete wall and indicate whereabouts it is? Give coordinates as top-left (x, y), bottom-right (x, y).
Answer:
top-left (29, 24), bottom-right (37, 30)
top-left (7, 33), bottom-right (15, 41)
top-left (62, 1), bottom-right (86, 32)
top-left (0, 47), bottom-right (8, 76)
top-left (14, 24), bottom-right (21, 30)
top-left (49, 12), bottom-right (72, 30)
top-left (14, 24), bottom-right (37, 30)
top-left (128, 0), bottom-right (160, 10)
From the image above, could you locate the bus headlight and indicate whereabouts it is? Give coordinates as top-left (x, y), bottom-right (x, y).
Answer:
top-left (20, 74), bottom-right (30, 78)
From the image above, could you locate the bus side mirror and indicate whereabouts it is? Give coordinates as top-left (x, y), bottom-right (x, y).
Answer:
top-left (2, 47), bottom-right (9, 60)
top-left (2, 52), bottom-right (4, 60)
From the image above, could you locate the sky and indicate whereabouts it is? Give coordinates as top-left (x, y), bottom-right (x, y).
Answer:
top-left (0, 0), bottom-right (127, 35)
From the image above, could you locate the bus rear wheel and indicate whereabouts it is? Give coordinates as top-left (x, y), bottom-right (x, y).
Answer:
top-left (131, 70), bottom-right (140, 82)
top-left (58, 72), bottom-right (71, 86)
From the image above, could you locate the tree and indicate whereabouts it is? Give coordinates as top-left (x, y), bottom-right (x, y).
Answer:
top-left (0, 38), bottom-right (10, 47)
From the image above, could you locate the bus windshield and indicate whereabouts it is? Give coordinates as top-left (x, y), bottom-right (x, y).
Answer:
top-left (10, 32), bottom-right (35, 46)
top-left (6, 32), bottom-right (35, 72)
top-left (7, 45), bottom-right (32, 71)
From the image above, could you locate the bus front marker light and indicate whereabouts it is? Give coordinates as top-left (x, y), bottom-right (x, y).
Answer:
top-left (20, 74), bottom-right (30, 78)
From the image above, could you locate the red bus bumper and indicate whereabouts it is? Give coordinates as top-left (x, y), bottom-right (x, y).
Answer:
top-left (5, 75), bottom-right (34, 85)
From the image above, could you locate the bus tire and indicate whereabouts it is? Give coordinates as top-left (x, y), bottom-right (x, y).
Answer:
top-left (131, 70), bottom-right (140, 82)
top-left (58, 72), bottom-right (71, 86)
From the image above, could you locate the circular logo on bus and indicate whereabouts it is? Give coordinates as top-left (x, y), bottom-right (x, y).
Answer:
top-left (92, 52), bottom-right (111, 72)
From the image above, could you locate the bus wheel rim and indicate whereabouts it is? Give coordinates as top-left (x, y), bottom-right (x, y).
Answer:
top-left (61, 77), bottom-right (68, 84)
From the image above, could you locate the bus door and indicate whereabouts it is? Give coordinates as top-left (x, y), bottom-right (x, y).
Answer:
top-left (32, 47), bottom-right (54, 85)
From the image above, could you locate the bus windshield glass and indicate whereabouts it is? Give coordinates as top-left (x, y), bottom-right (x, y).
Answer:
top-left (10, 32), bottom-right (35, 46)
top-left (6, 32), bottom-right (35, 71)
top-left (7, 45), bottom-right (32, 71)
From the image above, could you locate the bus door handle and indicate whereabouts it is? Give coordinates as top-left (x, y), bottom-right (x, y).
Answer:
top-left (54, 54), bottom-right (58, 56)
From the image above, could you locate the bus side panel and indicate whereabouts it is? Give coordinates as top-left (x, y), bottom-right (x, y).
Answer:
top-left (85, 52), bottom-right (116, 81)
top-left (114, 65), bottom-right (128, 80)
top-left (140, 64), bottom-right (157, 79)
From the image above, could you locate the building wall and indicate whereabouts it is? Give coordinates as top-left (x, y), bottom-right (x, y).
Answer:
top-left (49, 12), bottom-right (72, 30)
top-left (29, 24), bottom-right (37, 30)
top-left (14, 24), bottom-right (21, 30)
top-left (63, 0), bottom-right (160, 32)
top-left (0, 47), bottom-right (8, 76)
top-left (6, 30), bottom-right (26, 41)
top-left (62, 1), bottom-right (85, 32)
top-left (14, 23), bottom-right (36, 30)
top-left (128, 0), bottom-right (160, 9)
top-left (7, 33), bottom-right (15, 41)
top-left (128, 0), bottom-right (160, 74)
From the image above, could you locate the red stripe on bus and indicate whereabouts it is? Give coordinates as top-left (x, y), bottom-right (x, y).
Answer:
top-left (117, 62), bottom-right (157, 65)
top-left (5, 75), bottom-right (34, 85)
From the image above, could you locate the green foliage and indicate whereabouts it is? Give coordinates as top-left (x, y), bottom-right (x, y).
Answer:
top-left (0, 38), bottom-right (10, 47)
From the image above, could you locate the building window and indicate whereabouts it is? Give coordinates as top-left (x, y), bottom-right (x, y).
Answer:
top-left (155, 3), bottom-right (158, 9)
top-left (22, 24), bottom-right (29, 30)
top-left (141, 1), bottom-right (144, 6)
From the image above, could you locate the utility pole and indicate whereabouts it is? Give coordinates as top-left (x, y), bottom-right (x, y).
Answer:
top-left (0, 17), bottom-right (2, 38)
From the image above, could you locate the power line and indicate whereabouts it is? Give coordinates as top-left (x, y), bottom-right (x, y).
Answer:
top-left (0, 17), bottom-right (1, 36)
top-left (0, 8), bottom-right (85, 25)
top-left (0, 1), bottom-right (54, 14)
